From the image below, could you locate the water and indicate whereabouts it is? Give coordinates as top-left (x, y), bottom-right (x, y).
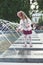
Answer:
top-left (0, 32), bottom-right (19, 43)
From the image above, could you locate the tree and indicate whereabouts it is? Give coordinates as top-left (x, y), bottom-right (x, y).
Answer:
top-left (37, 0), bottom-right (43, 10)
top-left (0, 0), bottom-right (30, 22)
top-left (38, 15), bottom-right (43, 26)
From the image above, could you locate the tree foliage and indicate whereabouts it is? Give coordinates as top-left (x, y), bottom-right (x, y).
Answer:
top-left (0, 0), bottom-right (30, 22)
top-left (37, 0), bottom-right (43, 10)
top-left (38, 16), bottom-right (43, 26)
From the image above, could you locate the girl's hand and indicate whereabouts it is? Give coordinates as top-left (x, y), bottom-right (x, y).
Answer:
top-left (19, 29), bottom-right (23, 33)
top-left (26, 24), bottom-right (29, 28)
top-left (16, 28), bottom-right (19, 32)
top-left (16, 28), bottom-right (21, 32)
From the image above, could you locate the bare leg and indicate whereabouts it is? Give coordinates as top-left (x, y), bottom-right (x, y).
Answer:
top-left (29, 34), bottom-right (32, 47)
top-left (24, 35), bottom-right (27, 47)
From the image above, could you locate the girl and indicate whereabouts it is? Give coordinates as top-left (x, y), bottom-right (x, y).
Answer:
top-left (17, 11), bottom-right (32, 47)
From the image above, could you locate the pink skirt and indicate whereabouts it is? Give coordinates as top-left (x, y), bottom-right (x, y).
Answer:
top-left (23, 30), bottom-right (32, 35)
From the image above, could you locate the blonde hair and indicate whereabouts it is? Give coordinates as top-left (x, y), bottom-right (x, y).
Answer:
top-left (17, 11), bottom-right (28, 19)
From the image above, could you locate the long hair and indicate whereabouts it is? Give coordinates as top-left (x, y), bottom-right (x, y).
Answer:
top-left (17, 11), bottom-right (28, 19)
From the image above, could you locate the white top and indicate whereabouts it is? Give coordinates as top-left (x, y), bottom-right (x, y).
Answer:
top-left (18, 18), bottom-right (32, 31)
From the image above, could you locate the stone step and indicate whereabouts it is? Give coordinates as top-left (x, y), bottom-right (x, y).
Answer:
top-left (1, 47), bottom-right (43, 63)
top-left (2, 50), bottom-right (43, 57)
top-left (15, 40), bottom-right (42, 44)
top-left (19, 35), bottom-right (39, 39)
top-left (15, 42), bottom-right (42, 44)
top-left (17, 38), bottom-right (40, 41)
top-left (8, 44), bottom-right (43, 50)
top-left (0, 58), bottom-right (43, 63)
top-left (1, 50), bottom-right (43, 63)
top-left (1, 44), bottom-right (43, 57)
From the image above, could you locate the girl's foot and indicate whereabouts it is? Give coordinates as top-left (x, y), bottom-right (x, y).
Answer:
top-left (30, 44), bottom-right (32, 47)
top-left (24, 44), bottom-right (27, 47)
